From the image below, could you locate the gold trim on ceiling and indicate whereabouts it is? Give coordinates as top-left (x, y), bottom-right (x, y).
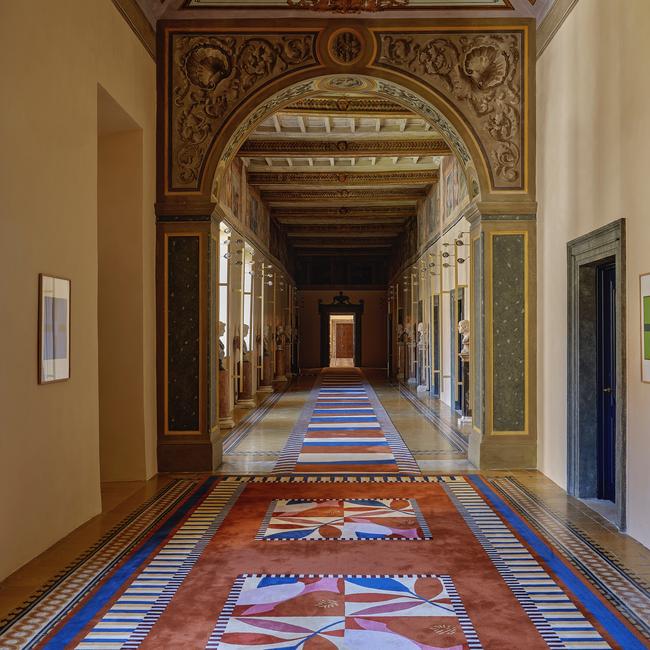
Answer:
top-left (247, 169), bottom-right (439, 186)
top-left (240, 139), bottom-right (452, 157)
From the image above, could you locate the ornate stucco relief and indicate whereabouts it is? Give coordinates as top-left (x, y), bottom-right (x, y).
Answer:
top-left (375, 31), bottom-right (525, 190)
top-left (170, 33), bottom-right (318, 190)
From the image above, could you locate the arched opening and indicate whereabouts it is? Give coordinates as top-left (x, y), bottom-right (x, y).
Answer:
top-left (156, 20), bottom-right (536, 473)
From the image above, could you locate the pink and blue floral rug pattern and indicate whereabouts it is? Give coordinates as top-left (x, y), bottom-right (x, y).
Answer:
top-left (207, 574), bottom-right (479, 649)
top-left (256, 498), bottom-right (432, 541)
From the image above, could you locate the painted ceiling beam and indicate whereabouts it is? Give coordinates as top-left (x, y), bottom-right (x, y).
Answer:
top-left (239, 139), bottom-right (451, 157)
top-left (270, 205), bottom-right (415, 218)
top-left (261, 187), bottom-right (427, 203)
top-left (247, 169), bottom-right (439, 187)
top-left (280, 97), bottom-right (409, 116)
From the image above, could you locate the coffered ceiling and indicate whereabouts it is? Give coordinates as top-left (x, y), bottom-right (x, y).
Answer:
top-left (238, 95), bottom-right (441, 255)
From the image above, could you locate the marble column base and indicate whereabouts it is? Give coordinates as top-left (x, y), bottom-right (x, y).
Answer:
top-left (275, 351), bottom-right (286, 382)
top-left (218, 368), bottom-right (234, 430)
top-left (238, 360), bottom-right (255, 407)
top-left (258, 385), bottom-right (273, 393)
top-left (210, 428), bottom-right (223, 469)
top-left (469, 432), bottom-right (536, 469)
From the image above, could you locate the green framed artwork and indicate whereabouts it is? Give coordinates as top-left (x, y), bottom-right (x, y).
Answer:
top-left (641, 273), bottom-right (650, 382)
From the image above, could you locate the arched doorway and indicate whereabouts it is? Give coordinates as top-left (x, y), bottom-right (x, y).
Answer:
top-left (155, 19), bottom-right (537, 472)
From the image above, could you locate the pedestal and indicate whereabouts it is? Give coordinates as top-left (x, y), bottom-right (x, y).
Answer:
top-left (218, 367), bottom-right (234, 429)
top-left (258, 355), bottom-right (274, 392)
top-left (275, 349), bottom-right (287, 382)
top-left (237, 359), bottom-right (256, 408)
top-left (459, 356), bottom-right (472, 424)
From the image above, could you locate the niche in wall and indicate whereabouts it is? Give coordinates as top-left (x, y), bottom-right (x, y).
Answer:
top-left (97, 85), bottom-right (147, 483)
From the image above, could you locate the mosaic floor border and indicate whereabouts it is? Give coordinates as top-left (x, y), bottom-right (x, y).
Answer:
top-left (0, 479), bottom-right (201, 649)
top-left (488, 476), bottom-right (650, 640)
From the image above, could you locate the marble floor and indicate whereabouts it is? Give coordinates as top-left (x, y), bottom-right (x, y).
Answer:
top-left (2, 369), bottom-right (650, 637)
top-left (221, 369), bottom-right (474, 475)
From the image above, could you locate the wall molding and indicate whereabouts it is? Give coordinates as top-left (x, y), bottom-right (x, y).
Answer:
top-left (111, 0), bottom-right (156, 60)
top-left (536, 0), bottom-right (580, 58)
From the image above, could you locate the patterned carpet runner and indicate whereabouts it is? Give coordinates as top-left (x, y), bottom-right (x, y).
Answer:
top-left (3, 475), bottom-right (648, 649)
top-left (2, 376), bottom-right (648, 649)
top-left (274, 368), bottom-right (420, 474)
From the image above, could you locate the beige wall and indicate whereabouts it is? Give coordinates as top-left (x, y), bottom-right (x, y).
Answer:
top-left (299, 290), bottom-right (387, 369)
top-left (0, 1), bottom-right (157, 579)
top-left (98, 122), bottom-right (150, 482)
top-left (537, 0), bottom-right (650, 547)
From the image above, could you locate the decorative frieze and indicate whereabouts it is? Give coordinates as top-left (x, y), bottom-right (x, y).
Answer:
top-left (170, 32), bottom-right (318, 189)
top-left (374, 31), bottom-right (525, 189)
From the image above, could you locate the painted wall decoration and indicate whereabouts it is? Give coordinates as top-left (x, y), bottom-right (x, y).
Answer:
top-left (232, 163), bottom-right (241, 219)
top-left (220, 162), bottom-right (271, 247)
top-left (38, 274), bottom-right (71, 384)
top-left (641, 273), bottom-right (650, 383)
top-left (417, 183), bottom-right (440, 251)
top-left (441, 155), bottom-right (469, 226)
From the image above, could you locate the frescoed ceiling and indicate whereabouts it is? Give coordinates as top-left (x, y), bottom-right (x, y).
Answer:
top-left (135, 0), bottom-right (554, 22)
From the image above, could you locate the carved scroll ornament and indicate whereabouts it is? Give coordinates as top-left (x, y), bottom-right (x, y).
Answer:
top-left (376, 32), bottom-right (525, 189)
top-left (171, 33), bottom-right (318, 190)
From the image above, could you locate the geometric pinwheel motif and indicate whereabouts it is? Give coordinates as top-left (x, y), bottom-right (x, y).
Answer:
top-left (256, 498), bottom-right (432, 541)
top-left (206, 574), bottom-right (480, 649)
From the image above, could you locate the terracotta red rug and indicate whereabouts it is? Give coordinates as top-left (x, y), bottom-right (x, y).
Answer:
top-left (4, 475), bottom-right (647, 649)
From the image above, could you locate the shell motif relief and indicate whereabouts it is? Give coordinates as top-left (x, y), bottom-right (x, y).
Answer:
top-left (171, 34), bottom-right (317, 188)
top-left (377, 32), bottom-right (523, 188)
top-left (462, 45), bottom-right (508, 91)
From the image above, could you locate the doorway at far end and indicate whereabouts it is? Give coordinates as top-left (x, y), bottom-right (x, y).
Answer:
top-left (329, 315), bottom-right (355, 368)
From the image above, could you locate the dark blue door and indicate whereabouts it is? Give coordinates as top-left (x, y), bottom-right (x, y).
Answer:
top-left (597, 262), bottom-right (616, 502)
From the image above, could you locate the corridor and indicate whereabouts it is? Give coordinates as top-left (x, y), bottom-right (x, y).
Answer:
top-left (2, 368), bottom-right (650, 648)
top-left (4, 0), bottom-right (650, 648)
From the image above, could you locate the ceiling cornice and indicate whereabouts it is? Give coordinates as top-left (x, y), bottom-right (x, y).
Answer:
top-left (536, 0), bottom-right (579, 57)
top-left (111, 0), bottom-right (156, 59)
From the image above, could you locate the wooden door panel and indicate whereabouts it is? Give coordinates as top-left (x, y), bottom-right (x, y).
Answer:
top-left (335, 323), bottom-right (353, 358)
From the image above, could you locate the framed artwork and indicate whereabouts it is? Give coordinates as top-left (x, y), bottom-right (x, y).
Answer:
top-left (38, 274), bottom-right (71, 384)
top-left (641, 273), bottom-right (650, 383)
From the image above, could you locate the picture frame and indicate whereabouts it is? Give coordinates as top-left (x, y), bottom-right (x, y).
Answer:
top-left (641, 273), bottom-right (650, 383)
top-left (38, 274), bottom-right (71, 384)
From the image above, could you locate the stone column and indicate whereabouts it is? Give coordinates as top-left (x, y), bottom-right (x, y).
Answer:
top-left (238, 359), bottom-right (256, 407)
top-left (275, 325), bottom-right (287, 381)
top-left (468, 214), bottom-right (537, 469)
top-left (218, 363), bottom-right (234, 428)
top-left (258, 325), bottom-right (274, 393)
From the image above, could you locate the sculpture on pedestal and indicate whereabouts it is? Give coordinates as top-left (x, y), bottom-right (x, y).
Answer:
top-left (457, 319), bottom-right (471, 423)
top-left (275, 324), bottom-right (287, 381)
top-left (238, 323), bottom-right (255, 407)
top-left (258, 323), bottom-right (274, 392)
top-left (218, 320), bottom-right (234, 428)
top-left (416, 321), bottom-right (429, 392)
top-left (396, 323), bottom-right (406, 381)
top-left (218, 320), bottom-right (226, 371)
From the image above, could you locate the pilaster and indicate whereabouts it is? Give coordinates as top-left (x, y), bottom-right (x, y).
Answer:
top-left (468, 213), bottom-right (537, 469)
